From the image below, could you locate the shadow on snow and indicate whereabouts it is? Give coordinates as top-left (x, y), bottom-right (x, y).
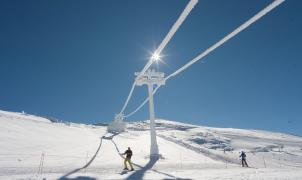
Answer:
top-left (59, 135), bottom-right (105, 180)
top-left (59, 131), bottom-right (192, 180)
top-left (110, 137), bottom-right (188, 179)
top-left (59, 176), bottom-right (96, 180)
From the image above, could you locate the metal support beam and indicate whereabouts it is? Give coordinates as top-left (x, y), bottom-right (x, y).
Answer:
top-left (135, 69), bottom-right (165, 157)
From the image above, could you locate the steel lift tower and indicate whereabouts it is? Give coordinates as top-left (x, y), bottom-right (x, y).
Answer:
top-left (135, 69), bottom-right (165, 158)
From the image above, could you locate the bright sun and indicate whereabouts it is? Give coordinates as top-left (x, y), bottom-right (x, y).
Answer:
top-left (151, 52), bottom-right (160, 61)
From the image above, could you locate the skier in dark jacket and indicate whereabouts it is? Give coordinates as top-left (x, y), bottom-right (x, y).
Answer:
top-left (122, 147), bottom-right (134, 171)
top-left (239, 151), bottom-right (249, 167)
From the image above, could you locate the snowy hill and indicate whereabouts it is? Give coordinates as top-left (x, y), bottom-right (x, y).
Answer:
top-left (1, 110), bottom-right (302, 180)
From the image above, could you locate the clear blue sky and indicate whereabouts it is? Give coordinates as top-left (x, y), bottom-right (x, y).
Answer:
top-left (0, 0), bottom-right (301, 135)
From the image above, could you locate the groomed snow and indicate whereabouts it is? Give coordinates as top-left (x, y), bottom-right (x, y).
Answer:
top-left (1, 110), bottom-right (302, 180)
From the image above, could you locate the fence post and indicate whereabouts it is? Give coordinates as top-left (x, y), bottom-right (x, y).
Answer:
top-left (263, 155), bottom-right (266, 168)
top-left (37, 151), bottom-right (45, 179)
top-left (180, 151), bottom-right (182, 169)
top-left (225, 159), bottom-right (228, 169)
top-left (85, 151), bottom-right (89, 173)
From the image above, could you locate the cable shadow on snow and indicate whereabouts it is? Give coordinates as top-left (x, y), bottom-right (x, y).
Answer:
top-left (102, 131), bottom-right (120, 140)
top-left (125, 156), bottom-right (159, 180)
top-left (59, 176), bottom-right (96, 180)
top-left (110, 138), bottom-right (179, 179)
top-left (59, 136), bottom-right (104, 180)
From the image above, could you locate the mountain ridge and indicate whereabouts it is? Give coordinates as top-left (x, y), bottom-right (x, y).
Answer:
top-left (1, 109), bottom-right (302, 179)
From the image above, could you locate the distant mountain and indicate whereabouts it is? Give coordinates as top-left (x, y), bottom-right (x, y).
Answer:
top-left (93, 122), bottom-right (108, 126)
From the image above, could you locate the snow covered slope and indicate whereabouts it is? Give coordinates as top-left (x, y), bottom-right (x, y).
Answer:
top-left (0, 110), bottom-right (302, 180)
